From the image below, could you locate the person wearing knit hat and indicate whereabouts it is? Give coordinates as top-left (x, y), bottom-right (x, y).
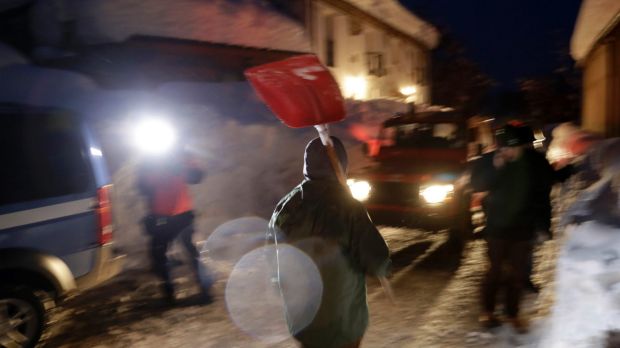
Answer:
top-left (470, 123), bottom-right (557, 333)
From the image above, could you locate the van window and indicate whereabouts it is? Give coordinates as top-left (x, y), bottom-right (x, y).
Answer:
top-left (0, 111), bottom-right (92, 206)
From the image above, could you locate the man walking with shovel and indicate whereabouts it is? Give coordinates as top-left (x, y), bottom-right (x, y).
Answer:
top-left (269, 136), bottom-right (391, 348)
top-left (245, 55), bottom-right (393, 347)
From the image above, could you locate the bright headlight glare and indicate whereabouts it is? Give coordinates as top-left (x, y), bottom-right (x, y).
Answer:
top-left (347, 179), bottom-right (371, 201)
top-left (420, 184), bottom-right (454, 204)
top-left (133, 118), bottom-right (176, 155)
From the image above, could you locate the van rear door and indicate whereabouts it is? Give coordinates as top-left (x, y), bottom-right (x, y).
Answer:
top-left (0, 107), bottom-right (100, 278)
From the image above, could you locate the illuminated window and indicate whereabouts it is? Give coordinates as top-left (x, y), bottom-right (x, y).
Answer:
top-left (367, 52), bottom-right (385, 77)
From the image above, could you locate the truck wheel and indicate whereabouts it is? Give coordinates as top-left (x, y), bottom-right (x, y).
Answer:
top-left (0, 287), bottom-right (47, 348)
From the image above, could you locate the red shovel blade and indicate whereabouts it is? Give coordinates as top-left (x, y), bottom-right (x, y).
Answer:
top-left (244, 54), bottom-right (346, 128)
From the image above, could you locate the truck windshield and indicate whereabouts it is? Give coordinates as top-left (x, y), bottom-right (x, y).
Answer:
top-left (385, 122), bottom-right (466, 149)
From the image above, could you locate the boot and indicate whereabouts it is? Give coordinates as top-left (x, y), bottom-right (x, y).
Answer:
top-left (506, 316), bottom-right (529, 334)
top-left (162, 283), bottom-right (175, 305)
top-left (479, 312), bottom-right (501, 329)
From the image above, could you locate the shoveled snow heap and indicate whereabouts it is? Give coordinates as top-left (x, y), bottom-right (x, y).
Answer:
top-left (538, 133), bottom-right (620, 347)
top-left (539, 221), bottom-right (620, 348)
top-left (31, 0), bottom-right (311, 52)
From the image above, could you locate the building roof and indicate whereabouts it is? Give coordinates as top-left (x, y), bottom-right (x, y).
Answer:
top-left (344, 0), bottom-right (440, 49)
top-left (571, 0), bottom-right (620, 62)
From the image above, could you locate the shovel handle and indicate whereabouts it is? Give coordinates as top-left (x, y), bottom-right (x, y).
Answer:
top-left (315, 124), bottom-right (347, 186)
top-left (325, 143), bottom-right (347, 186)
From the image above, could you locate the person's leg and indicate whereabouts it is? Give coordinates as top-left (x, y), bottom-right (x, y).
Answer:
top-left (481, 238), bottom-right (506, 326)
top-left (504, 240), bottom-right (532, 332)
top-left (149, 227), bottom-right (175, 302)
top-left (179, 220), bottom-right (213, 301)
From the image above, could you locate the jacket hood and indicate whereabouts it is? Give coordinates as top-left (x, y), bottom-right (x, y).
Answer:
top-left (303, 136), bottom-right (348, 181)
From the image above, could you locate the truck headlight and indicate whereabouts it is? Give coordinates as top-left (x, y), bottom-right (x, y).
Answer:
top-left (420, 184), bottom-right (454, 204)
top-left (347, 179), bottom-right (371, 201)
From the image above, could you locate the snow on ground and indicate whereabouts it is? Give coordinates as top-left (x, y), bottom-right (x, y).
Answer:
top-left (43, 222), bottom-right (565, 348)
top-left (31, 0), bottom-right (311, 52)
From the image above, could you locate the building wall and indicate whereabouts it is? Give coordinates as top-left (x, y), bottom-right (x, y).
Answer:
top-left (582, 24), bottom-right (620, 137)
top-left (310, 1), bottom-right (431, 103)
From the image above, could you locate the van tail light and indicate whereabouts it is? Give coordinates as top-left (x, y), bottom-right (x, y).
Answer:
top-left (96, 185), bottom-right (114, 245)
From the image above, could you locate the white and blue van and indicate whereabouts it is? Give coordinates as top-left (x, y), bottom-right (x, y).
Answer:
top-left (0, 103), bottom-right (123, 347)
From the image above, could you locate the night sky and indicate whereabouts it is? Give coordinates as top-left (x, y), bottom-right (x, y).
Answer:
top-left (400, 0), bottom-right (583, 90)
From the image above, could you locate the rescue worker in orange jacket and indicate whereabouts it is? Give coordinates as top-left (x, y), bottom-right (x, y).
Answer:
top-left (137, 148), bottom-right (212, 304)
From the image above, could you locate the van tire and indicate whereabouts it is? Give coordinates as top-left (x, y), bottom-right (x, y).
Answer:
top-left (0, 286), bottom-right (49, 348)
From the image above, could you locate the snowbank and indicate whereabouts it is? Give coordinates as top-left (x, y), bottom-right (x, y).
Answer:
top-left (539, 222), bottom-right (620, 347)
top-left (32, 0), bottom-right (311, 52)
top-left (539, 131), bottom-right (620, 347)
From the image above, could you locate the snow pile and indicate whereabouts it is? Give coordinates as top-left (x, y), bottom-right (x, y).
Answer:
top-left (31, 0), bottom-right (311, 52)
top-left (539, 132), bottom-right (620, 347)
top-left (571, 0), bottom-right (620, 62)
top-left (539, 221), bottom-right (620, 348)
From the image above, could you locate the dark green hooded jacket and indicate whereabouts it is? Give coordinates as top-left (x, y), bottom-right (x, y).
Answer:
top-left (269, 137), bottom-right (391, 348)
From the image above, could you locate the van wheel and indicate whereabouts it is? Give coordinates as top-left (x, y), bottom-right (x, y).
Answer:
top-left (0, 287), bottom-right (46, 348)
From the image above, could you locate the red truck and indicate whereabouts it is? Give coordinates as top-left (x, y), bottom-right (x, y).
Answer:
top-left (347, 109), bottom-right (494, 239)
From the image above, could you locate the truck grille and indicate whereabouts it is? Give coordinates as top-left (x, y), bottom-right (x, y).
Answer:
top-left (368, 181), bottom-right (419, 206)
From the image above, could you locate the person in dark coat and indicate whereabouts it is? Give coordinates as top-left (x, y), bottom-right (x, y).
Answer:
top-left (515, 125), bottom-right (574, 292)
top-left (269, 137), bottom-right (391, 348)
top-left (470, 124), bottom-right (557, 332)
